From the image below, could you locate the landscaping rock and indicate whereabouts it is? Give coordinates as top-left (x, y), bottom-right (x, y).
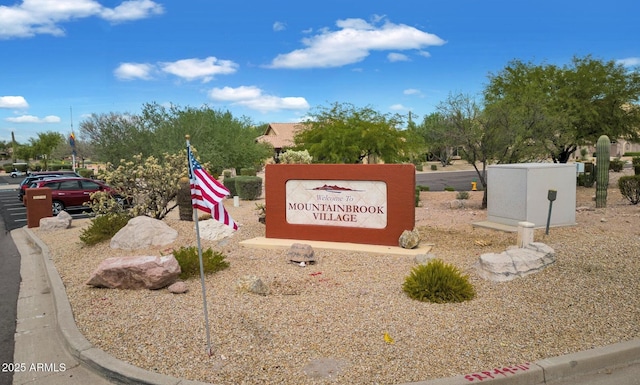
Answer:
top-left (287, 243), bottom-right (316, 264)
top-left (236, 275), bottom-right (268, 295)
top-left (86, 254), bottom-right (181, 289)
top-left (399, 229), bottom-right (420, 249)
top-left (167, 281), bottom-right (188, 294)
top-left (476, 242), bottom-right (555, 282)
top-left (39, 210), bottom-right (72, 230)
top-left (110, 216), bottom-right (178, 250)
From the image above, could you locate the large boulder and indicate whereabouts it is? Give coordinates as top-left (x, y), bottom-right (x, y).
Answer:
top-left (86, 255), bottom-right (181, 289)
top-left (110, 216), bottom-right (178, 250)
top-left (39, 211), bottom-right (72, 231)
top-left (476, 242), bottom-right (555, 282)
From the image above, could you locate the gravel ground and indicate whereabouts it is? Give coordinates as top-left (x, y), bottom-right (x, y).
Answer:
top-left (33, 169), bottom-right (640, 385)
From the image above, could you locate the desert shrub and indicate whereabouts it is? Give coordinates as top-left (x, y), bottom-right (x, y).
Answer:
top-left (456, 191), bottom-right (470, 200)
top-left (235, 176), bottom-right (262, 200)
top-left (415, 164), bottom-right (423, 172)
top-left (609, 158), bottom-right (625, 172)
top-left (632, 157), bottom-right (640, 166)
top-left (577, 173), bottom-right (595, 187)
top-left (223, 177), bottom-right (237, 197)
top-left (279, 149), bottom-right (313, 164)
top-left (624, 152), bottom-right (640, 157)
top-left (403, 259), bottom-right (476, 303)
top-left (76, 168), bottom-right (94, 178)
top-left (618, 175), bottom-right (640, 205)
top-left (635, 165), bottom-right (640, 176)
top-left (430, 164), bottom-right (438, 171)
top-left (417, 185), bottom-right (430, 191)
top-left (79, 213), bottom-right (130, 246)
top-left (415, 187), bottom-right (421, 207)
top-left (444, 186), bottom-right (455, 192)
top-left (172, 246), bottom-right (229, 280)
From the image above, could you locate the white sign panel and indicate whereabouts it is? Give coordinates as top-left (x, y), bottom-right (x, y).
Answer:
top-left (285, 180), bottom-right (387, 228)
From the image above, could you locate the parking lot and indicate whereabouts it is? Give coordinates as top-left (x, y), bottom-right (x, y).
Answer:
top-left (0, 175), bottom-right (89, 231)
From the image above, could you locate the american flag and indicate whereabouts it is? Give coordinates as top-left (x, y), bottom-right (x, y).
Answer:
top-left (188, 146), bottom-right (238, 230)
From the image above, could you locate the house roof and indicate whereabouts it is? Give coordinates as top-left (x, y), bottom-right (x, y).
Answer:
top-left (257, 123), bottom-right (304, 149)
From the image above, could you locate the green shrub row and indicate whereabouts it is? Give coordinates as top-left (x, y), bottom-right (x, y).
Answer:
top-left (223, 176), bottom-right (263, 200)
top-left (609, 158), bottom-right (625, 172)
top-left (623, 152), bottom-right (640, 157)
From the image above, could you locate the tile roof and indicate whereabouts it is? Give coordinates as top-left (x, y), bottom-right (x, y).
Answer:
top-left (257, 123), bottom-right (304, 149)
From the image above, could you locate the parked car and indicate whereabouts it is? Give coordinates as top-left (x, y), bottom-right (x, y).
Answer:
top-left (25, 176), bottom-right (123, 215)
top-left (17, 171), bottom-right (81, 201)
top-left (10, 170), bottom-right (25, 178)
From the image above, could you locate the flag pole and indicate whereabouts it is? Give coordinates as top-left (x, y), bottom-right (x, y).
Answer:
top-left (186, 135), bottom-right (214, 357)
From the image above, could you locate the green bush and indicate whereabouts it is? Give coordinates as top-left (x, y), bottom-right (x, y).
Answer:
top-left (623, 152), bottom-right (640, 157)
top-left (635, 165), bottom-right (640, 176)
top-left (415, 186), bottom-right (420, 207)
top-left (609, 158), bottom-right (625, 172)
top-left (456, 191), bottom-right (470, 200)
top-left (632, 157), bottom-right (640, 167)
top-left (76, 168), bottom-right (94, 178)
top-left (79, 213), bottom-right (130, 246)
top-left (223, 177), bottom-right (237, 197)
top-left (172, 246), bottom-right (229, 280)
top-left (235, 176), bottom-right (262, 200)
top-left (618, 175), bottom-right (640, 205)
top-left (403, 259), bottom-right (476, 303)
top-left (415, 164), bottom-right (423, 172)
top-left (577, 173), bottom-right (595, 187)
top-left (430, 164), bottom-right (438, 171)
top-left (240, 167), bottom-right (257, 176)
top-left (444, 186), bottom-right (455, 192)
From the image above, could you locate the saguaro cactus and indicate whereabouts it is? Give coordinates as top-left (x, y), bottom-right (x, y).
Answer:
top-left (595, 135), bottom-right (610, 208)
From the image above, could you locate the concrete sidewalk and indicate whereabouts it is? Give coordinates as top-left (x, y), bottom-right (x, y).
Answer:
top-left (11, 226), bottom-right (640, 385)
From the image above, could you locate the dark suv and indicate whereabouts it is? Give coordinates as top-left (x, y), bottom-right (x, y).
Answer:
top-left (26, 176), bottom-right (120, 215)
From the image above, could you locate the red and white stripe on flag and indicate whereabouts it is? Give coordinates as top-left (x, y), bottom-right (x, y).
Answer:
top-left (188, 146), bottom-right (238, 230)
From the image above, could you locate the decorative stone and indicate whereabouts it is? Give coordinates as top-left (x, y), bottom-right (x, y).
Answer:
top-left (236, 275), bottom-right (268, 295)
top-left (287, 243), bottom-right (316, 264)
top-left (86, 255), bottom-right (181, 289)
top-left (199, 218), bottom-right (236, 241)
top-left (450, 199), bottom-right (465, 209)
top-left (399, 229), bottom-right (420, 249)
top-left (476, 242), bottom-right (555, 282)
top-left (167, 281), bottom-right (188, 294)
top-left (110, 216), bottom-right (178, 250)
top-left (39, 210), bottom-right (73, 230)
top-left (414, 253), bottom-right (437, 265)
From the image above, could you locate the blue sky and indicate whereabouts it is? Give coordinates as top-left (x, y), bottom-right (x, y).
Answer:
top-left (1, 0), bottom-right (639, 144)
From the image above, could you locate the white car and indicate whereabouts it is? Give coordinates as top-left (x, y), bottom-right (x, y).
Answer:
top-left (10, 170), bottom-right (25, 178)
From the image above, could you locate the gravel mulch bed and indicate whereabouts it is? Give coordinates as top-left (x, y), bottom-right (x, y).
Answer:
top-left (33, 169), bottom-right (640, 385)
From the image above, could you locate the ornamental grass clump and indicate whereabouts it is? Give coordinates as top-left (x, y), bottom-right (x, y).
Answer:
top-left (403, 259), bottom-right (476, 303)
top-left (172, 246), bottom-right (229, 280)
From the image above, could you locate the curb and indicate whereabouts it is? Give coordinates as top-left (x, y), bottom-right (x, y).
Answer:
top-left (23, 227), bottom-right (640, 385)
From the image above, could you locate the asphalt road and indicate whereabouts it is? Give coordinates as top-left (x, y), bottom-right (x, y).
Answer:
top-left (416, 169), bottom-right (482, 191)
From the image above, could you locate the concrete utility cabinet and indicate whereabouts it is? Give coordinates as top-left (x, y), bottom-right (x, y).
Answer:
top-left (487, 163), bottom-right (576, 228)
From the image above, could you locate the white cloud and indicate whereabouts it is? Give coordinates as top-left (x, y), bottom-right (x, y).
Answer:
top-left (390, 104), bottom-right (407, 111)
top-left (273, 21), bottom-right (286, 32)
top-left (0, 96), bottom-right (29, 109)
top-left (0, 0), bottom-right (164, 39)
top-left (388, 52), bottom-right (409, 62)
top-left (403, 88), bottom-right (421, 95)
top-left (268, 17), bottom-right (445, 69)
top-left (5, 114), bottom-right (61, 123)
top-left (159, 57), bottom-right (238, 83)
top-left (617, 57), bottom-right (640, 67)
top-left (208, 85), bottom-right (310, 113)
top-left (114, 62), bottom-right (154, 80)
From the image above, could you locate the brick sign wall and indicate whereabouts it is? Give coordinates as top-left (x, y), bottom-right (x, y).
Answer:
top-left (265, 164), bottom-right (415, 246)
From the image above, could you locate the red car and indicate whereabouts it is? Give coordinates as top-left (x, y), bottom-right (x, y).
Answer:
top-left (26, 176), bottom-right (122, 215)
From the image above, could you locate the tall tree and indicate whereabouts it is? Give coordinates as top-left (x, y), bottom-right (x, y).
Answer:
top-left (295, 102), bottom-right (415, 164)
top-left (485, 56), bottom-right (640, 163)
top-left (29, 131), bottom-right (64, 170)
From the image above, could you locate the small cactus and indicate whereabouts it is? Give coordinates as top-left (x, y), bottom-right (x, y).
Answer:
top-left (595, 135), bottom-right (610, 208)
